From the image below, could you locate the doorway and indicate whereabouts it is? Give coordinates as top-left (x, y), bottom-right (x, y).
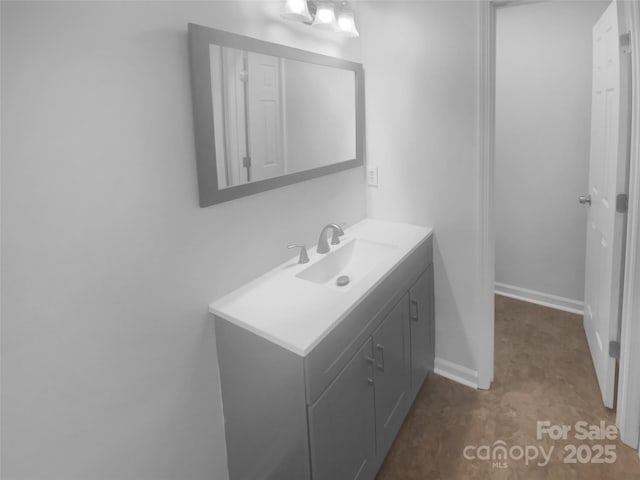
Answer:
top-left (479, 0), bottom-right (640, 450)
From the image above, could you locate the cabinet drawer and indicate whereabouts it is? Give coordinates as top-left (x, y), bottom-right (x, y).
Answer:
top-left (304, 234), bottom-right (433, 404)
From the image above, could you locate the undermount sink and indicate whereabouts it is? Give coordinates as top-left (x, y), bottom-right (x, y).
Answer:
top-left (296, 238), bottom-right (398, 288)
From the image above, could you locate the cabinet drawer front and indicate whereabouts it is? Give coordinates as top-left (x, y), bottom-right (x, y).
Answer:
top-left (304, 234), bottom-right (433, 404)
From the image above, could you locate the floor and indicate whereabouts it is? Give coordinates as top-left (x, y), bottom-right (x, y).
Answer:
top-left (376, 295), bottom-right (640, 479)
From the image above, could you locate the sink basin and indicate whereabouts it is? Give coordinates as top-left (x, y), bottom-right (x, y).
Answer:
top-left (296, 238), bottom-right (397, 288)
top-left (210, 219), bottom-right (432, 355)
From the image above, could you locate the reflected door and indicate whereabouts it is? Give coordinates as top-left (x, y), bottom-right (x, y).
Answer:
top-left (247, 52), bottom-right (285, 182)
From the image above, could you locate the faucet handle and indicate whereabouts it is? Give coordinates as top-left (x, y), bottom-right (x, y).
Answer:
top-left (287, 244), bottom-right (310, 264)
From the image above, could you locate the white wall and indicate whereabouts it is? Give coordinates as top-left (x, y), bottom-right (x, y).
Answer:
top-left (0, 2), bottom-right (365, 479)
top-left (360, 1), bottom-right (485, 383)
top-left (495, 1), bottom-right (608, 305)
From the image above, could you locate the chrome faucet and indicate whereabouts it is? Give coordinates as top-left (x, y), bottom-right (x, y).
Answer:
top-left (316, 223), bottom-right (345, 254)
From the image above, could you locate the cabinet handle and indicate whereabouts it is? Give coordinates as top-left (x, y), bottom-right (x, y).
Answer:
top-left (376, 344), bottom-right (385, 371)
top-left (367, 378), bottom-right (374, 386)
top-left (410, 299), bottom-right (419, 322)
top-left (365, 356), bottom-right (375, 365)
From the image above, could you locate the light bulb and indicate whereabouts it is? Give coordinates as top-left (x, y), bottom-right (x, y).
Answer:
top-left (337, 10), bottom-right (359, 37)
top-left (312, 2), bottom-right (337, 30)
top-left (281, 0), bottom-right (312, 23)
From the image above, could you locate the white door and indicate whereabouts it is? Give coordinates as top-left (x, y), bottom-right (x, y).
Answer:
top-left (246, 52), bottom-right (285, 182)
top-left (583, 0), bottom-right (630, 408)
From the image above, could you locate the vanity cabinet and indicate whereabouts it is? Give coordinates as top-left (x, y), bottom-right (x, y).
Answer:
top-left (213, 231), bottom-right (434, 480)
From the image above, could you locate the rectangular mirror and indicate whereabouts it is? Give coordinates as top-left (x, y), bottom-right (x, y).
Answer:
top-left (189, 24), bottom-right (365, 207)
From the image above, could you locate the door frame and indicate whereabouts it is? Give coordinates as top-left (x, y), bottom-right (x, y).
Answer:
top-left (478, 0), bottom-right (640, 447)
top-left (616, 0), bottom-right (640, 451)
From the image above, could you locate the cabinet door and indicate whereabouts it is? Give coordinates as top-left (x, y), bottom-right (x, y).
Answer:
top-left (308, 339), bottom-right (376, 480)
top-left (409, 265), bottom-right (435, 392)
top-left (372, 295), bottom-right (411, 456)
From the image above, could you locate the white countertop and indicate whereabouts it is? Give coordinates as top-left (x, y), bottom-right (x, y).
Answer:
top-left (209, 219), bottom-right (433, 357)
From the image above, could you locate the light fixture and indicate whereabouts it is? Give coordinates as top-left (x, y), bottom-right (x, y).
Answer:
top-left (280, 0), bottom-right (359, 38)
top-left (336, 5), bottom-right (359, 37)
top-left (312, 2), bottom-right (337, 30)
top-left (281, 0), bottom-right (313, 23)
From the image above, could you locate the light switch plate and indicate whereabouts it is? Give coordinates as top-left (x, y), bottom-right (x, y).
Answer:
top-left (367, 166), bottom-right (378, 187)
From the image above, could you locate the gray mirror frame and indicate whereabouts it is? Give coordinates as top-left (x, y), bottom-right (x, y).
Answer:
top-left (188, 23), bottom-right (365, 207)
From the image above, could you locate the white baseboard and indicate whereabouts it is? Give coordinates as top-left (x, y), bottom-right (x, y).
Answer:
top-left (494, 282), bottom-right (584, 315)
top-left (434, 357), bottom-right (478, 389)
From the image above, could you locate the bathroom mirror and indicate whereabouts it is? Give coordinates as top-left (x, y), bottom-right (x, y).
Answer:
top-left (188, 23), bottom-right (365, 207)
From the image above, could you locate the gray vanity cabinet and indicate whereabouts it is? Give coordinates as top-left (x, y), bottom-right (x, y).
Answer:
top-left (371, 295), bottom-right (411, 456)
top-left (409, 264), bottom-right (435, 392)
top-left (213, 233), bottom-right (434, 480)
top-left (308, 340), bottom-right (376, 480)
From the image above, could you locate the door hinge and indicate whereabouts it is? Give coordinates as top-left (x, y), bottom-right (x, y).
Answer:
top-left (616, 193), bottom-right (629, 213)
top-left (242, 156), bottom-right (252, 168)
top-left (620, 32), bottom-right (631, 54)
top-left (609, 340), bottom-right (620, 360)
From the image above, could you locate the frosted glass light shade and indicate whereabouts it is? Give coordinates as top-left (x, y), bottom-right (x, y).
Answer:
top-left (337, 10), bottom-right (359, 37)
top-left (281, 0), bottom-right (312, 23)
top-left (312, 2), bottom-right (337, 30)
